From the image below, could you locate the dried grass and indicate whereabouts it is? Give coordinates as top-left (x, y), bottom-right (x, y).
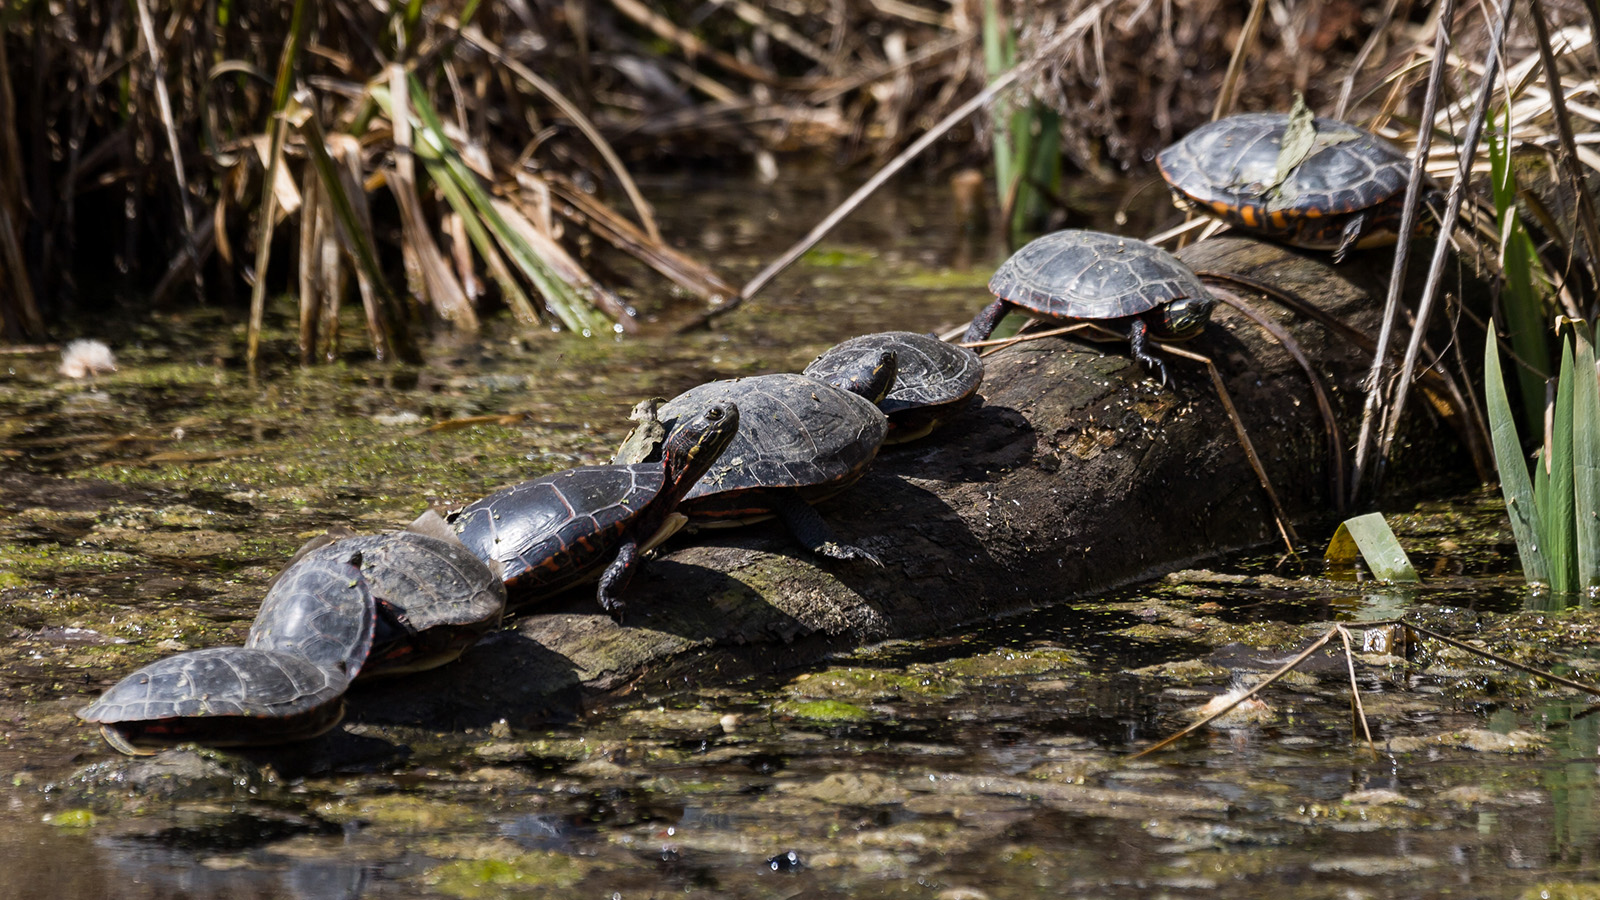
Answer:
top-left (0, 0), bottom-right (1592, 430)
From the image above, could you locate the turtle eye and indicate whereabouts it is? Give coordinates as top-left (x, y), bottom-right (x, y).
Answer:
top-left (705, 407), bottom-right (724, 422)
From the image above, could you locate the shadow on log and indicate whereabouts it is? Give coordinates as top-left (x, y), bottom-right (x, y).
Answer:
top-left (354, 235), bottom-right (1476, 730)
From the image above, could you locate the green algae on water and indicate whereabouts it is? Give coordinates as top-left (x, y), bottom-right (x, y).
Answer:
top-left (773, 698), bottom-right (874, 723)
top-left (422, 849), bottom-right (590, 897)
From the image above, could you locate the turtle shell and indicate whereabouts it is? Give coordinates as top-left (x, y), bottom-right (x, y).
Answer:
top-left (654, 373), bottom-right (888, 516)
top-left (988, 230), bottom-right (1209, 321)
top-left (247, 544), bottom-right (378, 679)
top-left (449, 464), bottom-right (667, 604)
top-left (1156, 113), bottom-right (1410, 244)
top-left (76, 647), bottom-right (347, 755)
top-left (321, 531), bottom-right (506, 678)
top-left (805, 331), bottom-right (982, 418)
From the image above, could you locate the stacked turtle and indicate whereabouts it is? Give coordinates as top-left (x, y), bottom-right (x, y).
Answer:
top-left (75, 333), bottom-right (986, 756)
top-left (962, 111), bottom-right (1432, 378)
top-left (78, 517), bottom-right (508, 755)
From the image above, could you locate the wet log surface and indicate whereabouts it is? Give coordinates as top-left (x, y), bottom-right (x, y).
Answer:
top-left (355, 235), bottom-right (1473, 731)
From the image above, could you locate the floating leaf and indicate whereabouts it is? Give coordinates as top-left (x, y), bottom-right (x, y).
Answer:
top-left (1324, 512), bottom-right (1419, 582)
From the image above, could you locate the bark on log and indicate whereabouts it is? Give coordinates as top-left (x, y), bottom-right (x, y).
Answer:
top-left (356, 235), bottom-right (1475, 730)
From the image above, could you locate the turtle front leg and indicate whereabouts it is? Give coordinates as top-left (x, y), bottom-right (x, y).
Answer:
top-left (1332, 213), bottom-right (1366, 263)
top-left (773, 491), bottom-right (882, 566)
top-left (962, 299), bottom-right (1011, 344)
top-left (1128, 318), bottom-right (1170, 385)
top-left (596, 539), bottom-right (641, 620)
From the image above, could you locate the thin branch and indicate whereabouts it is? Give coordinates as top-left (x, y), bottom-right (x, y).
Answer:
top-left (1204, 282), bottom-right (1348, 513)
top-left (133, 0), bottom-right (203, 300)
top-left (1348, 0), bottom-right (1459, 506)
top-left (1336, 625), bottom-right (1377, 749)
top-left (1163, 343), bottom-right (1300, 551)
top-left (1211, 0), bottom-right (1268, 121)
top-left (1374, 0), bottom-right (1516, 487)
top-left (1133, 626), bottom-right (1339, 757)
top-left (1528, 0), bottom-right (1600, 296)
top-left (1335, 0), bottom-right (1405, 120)
top-left (689, 0), bottom-right (1119, 329)
top-left (1405, 622), bottom-right (1600, 697)
top-left (457, 23), bottom-right (662, 245)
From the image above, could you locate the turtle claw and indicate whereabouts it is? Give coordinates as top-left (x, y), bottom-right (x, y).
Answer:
top-left (819, 541), bottom-right (883, 566)
top-left (596, 587), bottom-right (630, 625)
top-left (1127, 318), bottom-right (1170, 386)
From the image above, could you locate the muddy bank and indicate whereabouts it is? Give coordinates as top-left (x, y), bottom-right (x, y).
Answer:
top-left (355, 235), bottom-right (1473, 730)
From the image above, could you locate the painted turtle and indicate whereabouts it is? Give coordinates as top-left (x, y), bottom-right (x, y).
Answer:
top-left (326, 523), bottom-right (508, 678)
top-left (1157, 112), bottom-right (1426, 261)
top-left (962, 229), bottom-right (1215, 384)
top-left (76, 647), bottom-right (349, 755)
top-left (804, 331), bottom-right (983, 443)
top-left (246, 545), bottom-right (378, 680)
top-left (449, 402), bottom-right (740, 615)
top-left (626, 351), bottom-right (894, 562)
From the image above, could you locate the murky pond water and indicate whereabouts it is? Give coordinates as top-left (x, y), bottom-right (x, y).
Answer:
top-left (4, 175), bottom-right (1600, 898)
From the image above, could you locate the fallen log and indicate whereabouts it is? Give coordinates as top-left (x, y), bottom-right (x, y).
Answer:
top-left (356, 235), bottom-right (1477, 730)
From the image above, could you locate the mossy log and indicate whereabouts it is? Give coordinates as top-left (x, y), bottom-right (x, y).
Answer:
top-left (357, 235), bottom-right (1475, 730)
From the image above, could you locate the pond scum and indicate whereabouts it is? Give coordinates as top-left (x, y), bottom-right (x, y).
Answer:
top-left (7, 0), bottom-right (1600, 896)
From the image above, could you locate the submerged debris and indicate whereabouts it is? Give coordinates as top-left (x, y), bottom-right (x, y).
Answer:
top-left (58, 339), bottom-right (116, 379)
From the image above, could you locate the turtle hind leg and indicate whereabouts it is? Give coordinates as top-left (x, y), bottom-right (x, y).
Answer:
top-left (596, 540), bottom-right (640, 621)
top-left (1128, 318), bottom-right (1170, 386)
top-left (773, 492), bottom-right (882, 566)
top-left (962, 299), bottom-right (1011, 344)
top-left (1332, 214), bottom-right (1366, 263)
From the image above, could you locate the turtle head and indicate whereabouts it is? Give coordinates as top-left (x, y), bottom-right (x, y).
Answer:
top-left (1159, 294), bottom-right (1216, 341)
top-left (1417, 187), bottom-right (1447, 237)
top-left (820, 349), bottom-right (897, 404)
top-left (662, 402), bottom-right (740, 488)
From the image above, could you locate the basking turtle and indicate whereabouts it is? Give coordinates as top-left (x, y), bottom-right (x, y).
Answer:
top-left (805, 331), bottom-right (983, 443)
top-left (962, 230), bottom-right (1215, 384)
top-left (624, 351), bottom-right (894, 562)
top-left (336, 526), bottom-right (508, 678)
top-left (1157, 112), bottom-right (1427, 261)
top-left (76, 647), bottom-right (350, 755)
top-left (449, 402), bottom-right (740, 615)
top-left (247, 544), bottom-right (378, 680)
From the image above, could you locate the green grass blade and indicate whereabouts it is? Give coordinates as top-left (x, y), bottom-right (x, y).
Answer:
top-left (420, 156), bottom-right (540, 326)
top-left (1549, 336), bottom-right (1579, 591)
top-left (1485, 330), bottom-right (1550, 584)
top-left (405, 78), bottom-right (609, 335)
top-left (1487, 106), bottom-right (1554, 435)
top-left (1575, 328), bottom-right (1600, 591)
top-left (982, 0), bottom-right (1019, 229)
top-left (372, 81), bottom-right (610, 335)
top-left (1019, 106), bottom-right (1061, 233)
top-left (1324, 512), bottom-right (1420, 582)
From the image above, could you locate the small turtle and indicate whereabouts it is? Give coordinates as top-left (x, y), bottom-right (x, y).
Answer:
top-left (962, 230), bottom-right (1215, 383)
top-left (627, 351), bottom-right (894, 562)
top-left (449, 402), bottom-right (740, 615)
top-left (310, 518), bottom-right (508, 678)
top-left (246, 545), bottom-right (378, 680)
top-left (805, 331), bottom-right (983, 443)
top-left (1157, 112), bottom-right (1429, 261)
top-left (76, 647), bottom-right (350, 755)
